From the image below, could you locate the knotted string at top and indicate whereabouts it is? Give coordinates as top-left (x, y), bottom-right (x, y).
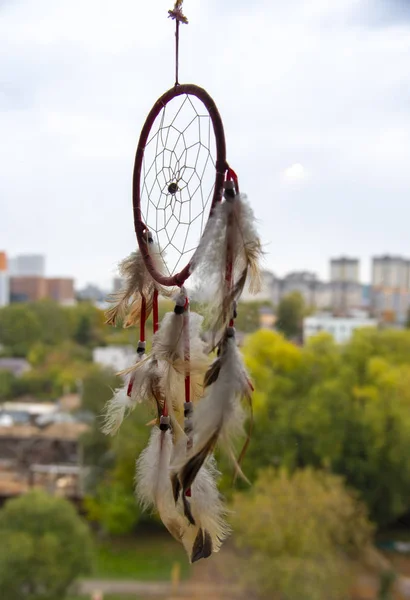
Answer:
top-left (168, 0), bottom-right (188, 86)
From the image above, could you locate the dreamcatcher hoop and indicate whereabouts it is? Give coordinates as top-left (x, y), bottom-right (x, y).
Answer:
top-left (133, 84), bottom-right (227, 287)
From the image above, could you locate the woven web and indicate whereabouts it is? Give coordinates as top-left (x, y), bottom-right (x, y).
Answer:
top-left (141, 94), bottom-right (217, 276)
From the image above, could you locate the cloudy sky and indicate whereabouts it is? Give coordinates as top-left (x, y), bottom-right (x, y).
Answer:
top-left (1, 0), bottom-right (410, 288)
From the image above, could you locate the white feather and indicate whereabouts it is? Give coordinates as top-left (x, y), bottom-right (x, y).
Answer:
top-left (189, 459), bottom-right (231, 553)
top-left (135, 427), bottom-right (173, 511)
top-left (101, 386), bottom-right (133, 436)
top-left (193, 336), bottom-right (249, 452)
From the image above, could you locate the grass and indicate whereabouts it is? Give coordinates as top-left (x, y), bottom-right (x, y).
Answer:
top-left (68, 596), bottom-right (144, 600)
top-left (92, 531), bottom-right (190, 581)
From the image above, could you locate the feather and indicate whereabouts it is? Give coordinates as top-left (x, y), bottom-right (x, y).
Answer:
top-left (135, 426), bottom-right (173, 511)
top-left (102, 355), bottom-right (164, 437)
top-left (136, 430), bottom-right (229, 563)
top-left (105, 249), bottom-right (149, 326)
top-left (152, 301), bottom-right (209, 431)
top-left (101, 387), bottom-right (133, 436)
top-left (190, 192), bottom-right (262, 346)
top-left (179, 459), bottom-right (230, 561)
top-left (176, 330), bottom-right (252, 493)
top-left (105, 238), bottom-right (173, 327)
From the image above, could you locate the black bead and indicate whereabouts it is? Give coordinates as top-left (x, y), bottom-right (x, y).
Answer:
top-left (168, 182), bottom-right (178, 195)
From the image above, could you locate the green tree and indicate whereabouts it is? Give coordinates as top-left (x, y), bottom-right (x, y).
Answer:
top-left (0, 490), bottom-right (93, 600)
top-left (0, 369), bottom-right (15, 399)
top-left (234, 301), bottom-right (272, 333)
top-left (84, 391), bottom-right (152, 534)
top-left (275, 291), bottom-right (305, 340)
top-left (69, 302), bottom-right (106, 348)
top-left (241, 329), bottom-right (410, 526)
top-left (30, 300), bottom-right (71, 345)
top-left (231, 468), bottom-right (374, 600)
top-left (0, 304), bottom-right (41, 356)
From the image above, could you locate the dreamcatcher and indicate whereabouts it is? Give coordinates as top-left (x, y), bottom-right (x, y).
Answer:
top-left (103, 0), bottom-right (262, 563)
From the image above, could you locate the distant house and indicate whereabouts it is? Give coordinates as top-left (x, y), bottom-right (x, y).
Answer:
top-left (304, 312), bottom-right (377, 344)
top-left (0, 421), bottom-right (90, 502)
top-left (0, 358), bottom-right (30, 377)
top-left (93, 345), bottom-right (135, 373)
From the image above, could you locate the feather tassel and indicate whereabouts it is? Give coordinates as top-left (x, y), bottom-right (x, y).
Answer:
top-left (190, 190), bottom-right (262, 345)
top-left (175, 327), bottom-right (252, 495)
top-left (105, 236), bottom-right (172, 327)
top-left (135, 428), bottom-right (229, 563)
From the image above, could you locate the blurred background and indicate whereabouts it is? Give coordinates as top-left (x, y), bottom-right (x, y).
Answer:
top-left (2, 0), bottom-right (410, 599)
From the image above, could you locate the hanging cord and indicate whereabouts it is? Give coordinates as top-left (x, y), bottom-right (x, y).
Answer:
top-left (168, 0), bottom-right (188, 86)
top-left (183, 296), bottom-right (192, 444)
top-left (224, 167), bottom-right (240, 326)
top-left (153, 289), bottom-right (159, 334)
top-left (127, 296), bottom-right (147, 397)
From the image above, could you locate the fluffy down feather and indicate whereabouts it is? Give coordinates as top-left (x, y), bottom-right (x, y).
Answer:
top-left (175, 332), bottom-right (252, 494)
top-left (135, 429), bottom-right (229, 563)
top-left (152, 308), bottom-right (209, 431)
top-left (101, 387), bottom-right (133, 436)
top-left (105, 239), bottom-right (172, 327)
top-left (190, 193), bottom-right (262, 346)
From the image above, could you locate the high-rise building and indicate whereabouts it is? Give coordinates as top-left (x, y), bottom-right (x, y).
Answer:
top-left (0, 251), bottom-right (9, 307)
top-left (46, 278), bottom-right (75, 305)
top-left (330, 257), bottom-right (359, 283)
top-left (330, 257), bottom-right (362, 316)
top-left (371, 255), bottom-right (410, 324)
top-left (10, 277), bottom-right (47, 302)
top-left (9, 254), bottom-right (45, 277)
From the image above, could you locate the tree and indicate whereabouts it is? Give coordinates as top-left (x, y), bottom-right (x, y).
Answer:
top-left (0, 490), bottom-right (93, 599)
top-left (0, 304), bottom-right (41, 356)
top-left (84, 397), bottom-right (152, 535)
top-left (69, 302), bottom-right (106, 348)
top-left (234, 301), bottom-right (272, 333)
top-left (30, 300), bottom-right (71, 346)
top-left (231, 468), bottom-right (374, 600)
top-left (241, 328), bottom-right (410, 527)
top-left (275, 291), bottom-right (305, 340)
top-left (0, 369), bottom-right (15, 400)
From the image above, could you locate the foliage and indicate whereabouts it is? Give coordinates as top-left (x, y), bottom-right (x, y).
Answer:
top-left (0, 304), bottom-right (42, 356)
top-left (0, 368), bottom-right (15, 399)
top-left (0, 490), bottom-right (93, 600)
top-left (275, 291), bottom-right (305, 340)
top-left (81, 366), bottom-right (121, 415)
top-left (0, 300), bottom-right (107, 358)
top-left (231, 467), bottom-right (374, 600)
top-left (85, 481), bottom-right (140, 535)
top-left (241, 328), bottom-right (410, 527)
top-left (84, 404), bottom-right (152, 535)
top-left (235, 301), bottom-right (273, 333)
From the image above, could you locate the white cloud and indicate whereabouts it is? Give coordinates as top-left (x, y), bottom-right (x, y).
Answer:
top-left (283, 163), bottom-right (308, 181)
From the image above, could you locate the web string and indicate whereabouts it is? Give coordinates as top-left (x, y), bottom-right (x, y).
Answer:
top-left (141, 94), bottom-right (217, 276)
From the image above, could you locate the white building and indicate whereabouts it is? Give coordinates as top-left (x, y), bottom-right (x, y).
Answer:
top-left (9, 254), bottom-right (45, 277)
top-left (93, 346), bottom-right (135, 373)
top-left (0, 251), bottom-right (9, 307)
top-left (304, 313), bottom-right (378, 344)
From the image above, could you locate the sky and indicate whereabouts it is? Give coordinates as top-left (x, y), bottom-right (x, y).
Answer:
top-left (1, 0), bottom-right (410, 288)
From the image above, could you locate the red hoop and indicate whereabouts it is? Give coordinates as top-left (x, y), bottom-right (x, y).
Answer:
top-left (133, 84), bottom-right (227, 287)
